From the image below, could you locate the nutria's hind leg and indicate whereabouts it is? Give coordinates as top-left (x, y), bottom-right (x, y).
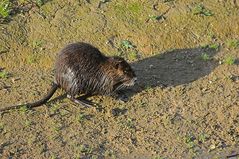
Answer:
top-left (67, 94), bottom-right (96, 107)
top-left (67, 94), bottom-right (92, 107)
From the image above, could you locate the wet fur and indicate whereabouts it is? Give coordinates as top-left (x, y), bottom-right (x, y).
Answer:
top-left (55, 42), bottom-right (136, 96)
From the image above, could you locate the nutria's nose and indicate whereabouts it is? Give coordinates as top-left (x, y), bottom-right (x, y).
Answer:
top-left (133, 77), bottom-right (137, 83)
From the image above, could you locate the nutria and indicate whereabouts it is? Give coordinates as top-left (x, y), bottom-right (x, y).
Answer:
top-left (0, 42), bottom-right (137, 112)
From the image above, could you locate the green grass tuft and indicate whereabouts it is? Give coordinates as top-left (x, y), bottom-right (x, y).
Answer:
top-left (33, 39), bottom-right (44, 48)
top-left (121, 40), bottom-right (134, 49)
top-left (224, 56), bottom-right (236, 65)
top-left (19, 105), bottom-right (29, 114)
top-left (77, 113), bottom-right (87, 123)
top-left (0, 70), bottom-right (9, 78)
top-left (226, 39), bottom-right (239, 49)
top-left (119, 40), bottom-right (139, 61)
top-left (198, 133), bottom-right (208, 143)
top-left (24, 120), bottom-right (32, 127)
top-left (208, 43), bottom-right (219, 50)
top-left (192, 4), bottom-right (213, 16)
top-left (0, 0), bottom-right (11, 18)
top-left (127, 51), bottom-right (138, 61)
top-left (201, 53), bottom-right (210, 61)
top-left (35, 0), bottom-right (44, 7)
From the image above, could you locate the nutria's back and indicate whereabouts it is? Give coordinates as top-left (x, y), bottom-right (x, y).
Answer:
top-left (54, 42), bottom-right (136, 97)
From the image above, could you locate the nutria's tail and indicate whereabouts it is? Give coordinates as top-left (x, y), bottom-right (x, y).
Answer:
top-left (0, 82), bottom-right (59, 113)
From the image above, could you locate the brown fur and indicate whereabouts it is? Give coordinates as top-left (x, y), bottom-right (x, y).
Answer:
top-left (55, 42), bottom-right (136, 96)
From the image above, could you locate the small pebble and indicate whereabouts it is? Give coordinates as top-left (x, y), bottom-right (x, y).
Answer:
top-left (11, 77), bottom-right (20, 83)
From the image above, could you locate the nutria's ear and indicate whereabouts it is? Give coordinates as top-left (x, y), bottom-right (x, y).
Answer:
top-left (108, 57), bottom-right (124, 69)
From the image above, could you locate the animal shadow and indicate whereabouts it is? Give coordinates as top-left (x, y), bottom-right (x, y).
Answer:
top-left (127, 47), bottom-right (219, 95)
top-left (36, 47), bottom-right (219, 109)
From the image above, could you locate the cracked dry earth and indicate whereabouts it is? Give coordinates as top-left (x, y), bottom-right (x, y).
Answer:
top-left (0, 0), bottom-right (239, 158)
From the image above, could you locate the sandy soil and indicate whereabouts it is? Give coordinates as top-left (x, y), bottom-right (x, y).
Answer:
top-left (0, 0), bottom-right (239, 158)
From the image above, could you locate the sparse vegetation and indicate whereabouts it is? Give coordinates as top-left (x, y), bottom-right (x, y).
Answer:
top-left (224, 56), bottom-right (236, 65)
top-left (202, 43), bottom-right (220, 50)
top-left (24, 119), bottom-right (32, 127)
top-left (35, 0), bottom-right (44, 7)
top-left (208, 43), bottom-right (219, 50)
top-left (127, 51), bottom-right (138, 61)
top-left (121, 40), bottom-right (134, 49)
top-left (0, 0), bottom-right (11, 19)
top-left (19, 105), bottom-right (29, 114)
top-left (0, 0), bottom-right (46, 23)
top-left (192, 4), bottom-right (213, 16)
top-left (198, 133), bottom-right (208, 144)
top-left (27, 54), bottom-right (38, 64)
top-left (0, 70), bottom-right (9, 78)
top-left (226, 39), bottom-right (239, 49)
top-left (201, 53), bottom-right (210, 61)
top-left (119, 40), bottom-right (139, 61)
top-left (185, 134), bottom-right (196, 149)
top-left (33, 39), bottom-right (45, 49)
top-left (77, 113), bottom-right (87, 123)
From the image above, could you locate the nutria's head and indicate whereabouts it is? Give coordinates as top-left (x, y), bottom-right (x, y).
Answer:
top-left (107, 56), bottom-right (137, 91)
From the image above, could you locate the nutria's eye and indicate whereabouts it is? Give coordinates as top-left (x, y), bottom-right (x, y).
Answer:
top-left (123, 70), bottom-right (128, 74)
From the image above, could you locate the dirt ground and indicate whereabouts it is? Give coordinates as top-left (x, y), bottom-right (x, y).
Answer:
top-left (0, 0), bottom-right (239, 158)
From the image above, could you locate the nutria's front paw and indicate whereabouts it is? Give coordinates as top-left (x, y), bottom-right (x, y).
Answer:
top-left (112, 91), bottom-right (129, 102)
